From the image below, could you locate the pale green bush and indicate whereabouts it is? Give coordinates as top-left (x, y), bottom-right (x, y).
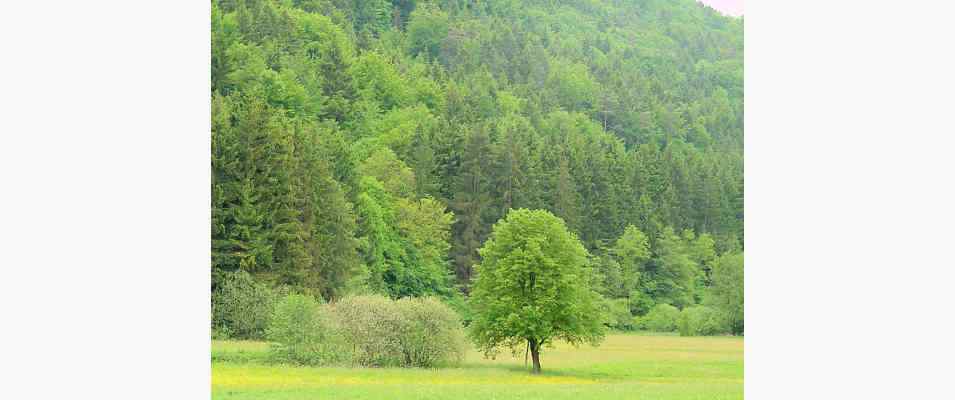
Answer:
top-left (212, 270), bottom-right (278, 340)
top-left (637, 303), bottom-right (680, 332)
top-left (393, 297), bottom-right (467, 367)
top-left (601, 298), bottom-right (635, 330)
top-left (266, 293), bottom-right (347, 365)
top-left (329, 295), bottom-right (467, 367)
top-left (330, 295), bottom-right (405, 366)
top-left (678, 305), bottom-right (725, 336)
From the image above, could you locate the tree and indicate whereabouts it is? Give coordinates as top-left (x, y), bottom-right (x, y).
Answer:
top-left (469, 209), bottom-right (605, 374)
top-left (450, 126), bottom-right (493, 290)
top-left (357, 147), bottom-right (416, 198)
top-left (613, 225), bottom-right (651, 296)
top-left (646, 226), bottom-right (698, 308)
top-left (708, 251), bottom-right (743, 335)
top-left (407, 4), bottom-right (449, 60)
top-left (395, 196), bottom-right (456, 293)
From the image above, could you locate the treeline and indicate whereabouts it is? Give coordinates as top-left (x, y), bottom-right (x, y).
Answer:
top-left (211, 0), bottom-right (743, 329)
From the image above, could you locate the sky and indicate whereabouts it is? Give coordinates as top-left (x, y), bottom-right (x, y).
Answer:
top-left (698, 0), bottom-right (743, 17)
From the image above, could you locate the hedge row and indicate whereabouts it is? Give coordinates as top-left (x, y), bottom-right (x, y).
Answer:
top-left (267, 294), bottom-right (467, 367)
top-left (631, 303), bottom-right (733, 336)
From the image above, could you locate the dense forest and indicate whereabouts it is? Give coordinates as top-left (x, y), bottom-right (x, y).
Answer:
top-left (211, 0), bottom-right (743, 332)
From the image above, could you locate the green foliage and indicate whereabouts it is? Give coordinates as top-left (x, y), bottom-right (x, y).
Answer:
top-left (267, 293), bottom-right (346, 365)
top-left (330, 295), bottom-right (466, 367)
top-left (628, 289), bottom-right (656, 316)
top-left (645, 226), bottom-right (699, 308)
top-left (407, 4), bottom-right (449, 60)
top-left (212, 93), bottom-right (361, 298)
top-left (546, 59), bottom-right (599, 111)
top-left (355, 174), bottom-right (455, 298)
top-left (601, 298), bottom-right (636, 331)
top-left (212, 270), bottom-right (279, 340)
top-left (612, 225), bottom-right (651, 297)
top-left (393, 297), bottom-right (468, 367)
top-left (637, 303), bottom-right (681, 332)
top-left (707, 251), bottom-right (744, 335)
top-left (328, 294), bottom-right (402, 366)
top-left (450, 126), bottom-right (494, 288)
top-left (211, 0), bottom-right (743, 332)
top-left (357, 147), bottom-right (416, 197)
top-left (469, 209), bottom-right (605, 373)
top-left (678, 305), bottom-right (725, 336)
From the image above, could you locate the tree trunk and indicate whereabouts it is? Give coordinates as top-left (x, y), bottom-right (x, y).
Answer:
top-left (529, 339), bottom-right (542, 374)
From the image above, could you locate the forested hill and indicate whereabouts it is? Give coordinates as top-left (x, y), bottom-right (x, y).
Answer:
top-left (211, 0), bottom-right (744, 305)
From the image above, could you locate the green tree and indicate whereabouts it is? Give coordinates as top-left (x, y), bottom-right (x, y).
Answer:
top-left (708, 251), bottom-right (744, 335)
top-left (647, 226), bottom-right (698, 308)
top-left (357, 147), bottom-right (416, 198)
top-left (469, 209), bottom-right (605, 374)
top-left (450, 126), bottom-right (493, 290)
top-left (407, 4), bottom-right (449, 60)
top-left (613, 225), bottom-right (651, 296)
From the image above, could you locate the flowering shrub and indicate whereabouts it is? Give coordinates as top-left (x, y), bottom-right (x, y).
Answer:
top-left (267, 294), bottom-right (346, 365)
top-left (330, 295), bottom-right (466, 367)
top-left (212, 270), bottom-right (278, 340)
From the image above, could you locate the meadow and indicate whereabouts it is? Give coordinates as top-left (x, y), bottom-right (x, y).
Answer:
top-left (212, 333), bottom-right (743, 400)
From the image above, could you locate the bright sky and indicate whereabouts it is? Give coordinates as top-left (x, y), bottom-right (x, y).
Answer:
top-left (698, 0), bottom-right (743, 17)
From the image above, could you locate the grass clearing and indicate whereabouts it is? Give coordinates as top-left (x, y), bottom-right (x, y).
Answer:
top-left (212, 333), bottom-right (742, 399)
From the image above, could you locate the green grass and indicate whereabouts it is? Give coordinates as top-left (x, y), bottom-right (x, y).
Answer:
top-left (212, 333), bottom-right (743, 399)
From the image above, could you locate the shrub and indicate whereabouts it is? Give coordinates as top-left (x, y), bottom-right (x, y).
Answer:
top-left (266, 293), bottom-right (346, 365)
top-left (212, 270), bottom-right (278, 340)
top-left (393, 297), bottom-right (467, 367)
top-left (637, 303), bottom-right (680, 332)
top-left (678, 306), bottom-right (725, 336)
top-left (601, 298), bottom-right (635, 331)
top-left (330, 295), bottom-right (404, 366)
top-left (628, 290), bottom-right (655, 316)
top-left (211, 326), bottom-right (232, 340)
top-left (329, 295), bottom-right (467, 367)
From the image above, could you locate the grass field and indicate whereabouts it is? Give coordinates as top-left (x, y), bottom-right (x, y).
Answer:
top-left (212, 333), bottom-right (743, 399)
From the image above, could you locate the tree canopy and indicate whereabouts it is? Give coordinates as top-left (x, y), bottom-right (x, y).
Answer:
top-left (468, 209), bottom-right (605, 373)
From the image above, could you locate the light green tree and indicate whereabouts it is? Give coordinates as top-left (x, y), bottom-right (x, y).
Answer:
top-left (708, 251), bottom-right (744, 335)
top-left (613, 224), bottom-right (651, 295)
top-left (469, 209), bottom-right (605, 374)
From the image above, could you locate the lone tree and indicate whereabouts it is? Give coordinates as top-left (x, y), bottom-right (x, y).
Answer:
top-left (468, 209), bottom-right (605, 374)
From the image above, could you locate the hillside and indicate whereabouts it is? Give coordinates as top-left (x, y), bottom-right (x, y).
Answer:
top-left (211, 0), bottom-right (744, 310)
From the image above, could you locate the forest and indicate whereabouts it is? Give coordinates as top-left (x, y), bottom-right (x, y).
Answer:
top-left (211, 0), bottom-right (744, 340)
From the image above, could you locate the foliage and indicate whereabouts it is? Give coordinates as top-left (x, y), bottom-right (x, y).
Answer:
top-left (330, 294), bottom-right (467, 367)
top-left (407, 4), bottom-right (448, 60)
top-left (601, 298), bottom-right (636, 331)
top-left (212, 270), bottom-right (279, 340)
top-left (393, 296), bottom-right (468, 367)
top-left (267, 293), bottom-right (346, 365)
top-left (211, 0), bottom-right (743, 333)
top-left (628, 289), bottom-right (656, 316)
top-left (469, 209), bottom-right (605, 373)
top-left (645, 227), bottom-right (699, 308)
top-left (678, 306), bottom-right (725, 336)
top-left (330, 294), bottom-right (404, 366)
top-left (355, 176), bottom-right (455, 298)
top-left (637, 303), bottom-right (681, 332)
top-left (707, 251), bottom-right (744, 335)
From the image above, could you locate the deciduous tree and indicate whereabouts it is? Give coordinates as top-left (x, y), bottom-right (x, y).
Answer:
top-left (469, 209), bottom-right (605, 374)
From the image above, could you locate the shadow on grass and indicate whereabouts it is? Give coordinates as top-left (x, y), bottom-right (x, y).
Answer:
top-left (455, 361), bottom-right (633, 382)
